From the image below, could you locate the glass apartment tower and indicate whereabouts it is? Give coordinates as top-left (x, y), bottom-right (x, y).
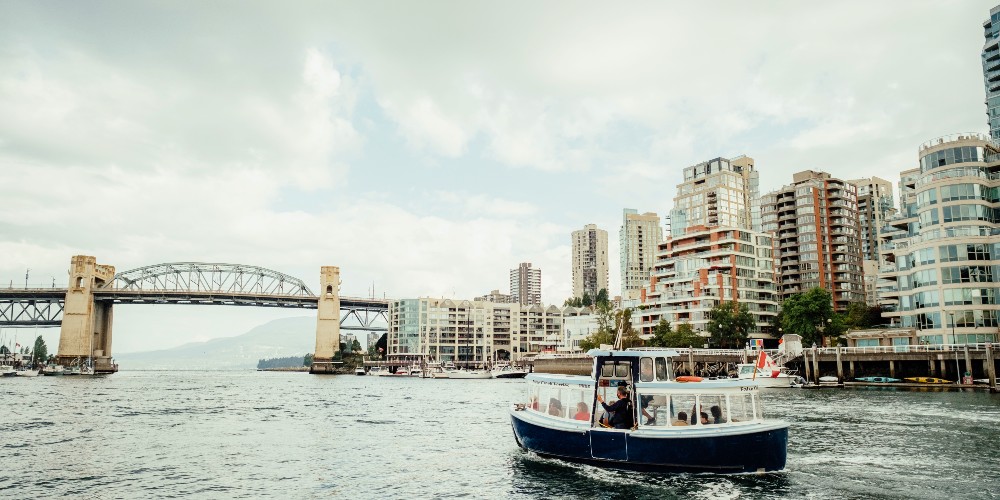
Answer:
top-left (878, 133), bottom-right (1000, 344)
top-left (984, 5), bottom-right (1000, 140)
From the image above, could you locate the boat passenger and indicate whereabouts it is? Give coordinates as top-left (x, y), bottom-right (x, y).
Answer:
top-left (711, 405), bottom-right (726, 424)
top-left (548, 398), bottom-right (563, 417)
top-left (699, 412), bottom-right (710, 425)
top-left (596, 386), bottom-right (634, 429)
top-left (573, 402), bottom-right (590, 421)
top-left (672, 411), bottom-right (689, 426)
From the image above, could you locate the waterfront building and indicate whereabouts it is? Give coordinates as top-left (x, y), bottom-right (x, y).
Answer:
top-left (510, 262), bottom-right (542, 305)
top-left (561, 307), bottom-right (598, 353)
top-left (638, 226), bottom-right (779, 340)
top-left (367, 332), bottom-right (380, 350)
top-left (619, 209), bottom-right (662, 301)
top-left (571, 224), bottom-right (609, 300)
top-left (474, 289), bottom-right (516, 303)
top-left (984, 5), bottom-right (1000, 140)
top-left (878, 133), bottom-right (1000, 344)
top-left (760, 170), bottom-right (865, 311)
top-left (386, 298), bottom-right (572, 365)
top-left (669, 155), bottom-right (760, 236)
top-left (848, 177), bottom-right (896, 305)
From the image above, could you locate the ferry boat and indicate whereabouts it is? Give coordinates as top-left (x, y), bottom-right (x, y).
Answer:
top-left (509, 348), bottom-right (789, 473)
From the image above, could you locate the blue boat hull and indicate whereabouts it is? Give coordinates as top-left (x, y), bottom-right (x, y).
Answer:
top-left (510, 411), bottom-right (788, 473)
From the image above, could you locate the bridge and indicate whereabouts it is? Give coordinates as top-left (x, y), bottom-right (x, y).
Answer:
top-left (0, 256), bottom-right (389, 374)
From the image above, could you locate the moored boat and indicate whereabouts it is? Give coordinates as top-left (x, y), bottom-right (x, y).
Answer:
top-left (903, 377), bottom-right (953, 384)
top-left (734, 351), bottom-right (801, 388)
top-left (449, 369), bottom-right (492, 379)
top-left (509, 348), bottom-right (789, 473)
top-left (0, 365), bottom-right (15, 377)
top-left (15, 368), bottom-right (39, 377)
top-left (818, 376), bottom-right (839, 385)
top-left (855, 376), bottom-right (901, 383)
top-left (355, 367), bottom-right (366, 376)
top-left (491, 362), bottom-right (528, 379)
top-left (368, 366), bottom-right (391, 377)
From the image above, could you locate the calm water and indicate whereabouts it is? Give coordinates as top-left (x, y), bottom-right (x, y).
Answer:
top-left (2, 372), bottom-right (999, 499)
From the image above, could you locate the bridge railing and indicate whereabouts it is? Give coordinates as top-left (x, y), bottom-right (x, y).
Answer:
top-left (811, 343), bottom-right (994, 355)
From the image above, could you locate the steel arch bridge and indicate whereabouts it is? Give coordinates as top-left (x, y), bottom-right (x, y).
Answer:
top-left (0, 262), bottom-right (389, 333)
top-left (105, 262), bottom-right (315, 296)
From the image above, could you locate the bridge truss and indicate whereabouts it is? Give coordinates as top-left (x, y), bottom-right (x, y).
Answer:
top-left (104, 262), bottom-right (315, 296)
top-left (0, 289), bottom-right (65, 327)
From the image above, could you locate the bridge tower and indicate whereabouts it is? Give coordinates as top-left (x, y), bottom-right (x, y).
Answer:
top-left (55, 255), bottom-right (118, 372)
top-left (310, 266), bottom-right (341, 374)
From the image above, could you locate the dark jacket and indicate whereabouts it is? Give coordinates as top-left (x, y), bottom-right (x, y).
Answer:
top-left (601, 397), bottom-right (634, 429)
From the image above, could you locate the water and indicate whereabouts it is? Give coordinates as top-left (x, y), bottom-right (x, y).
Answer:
top-left (2, 372), bottom-right (999, 499)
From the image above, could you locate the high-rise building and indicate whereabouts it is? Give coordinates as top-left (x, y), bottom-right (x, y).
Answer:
top-left (983, 5), bottom-right (1000, 140)
top-left (387, 298), bottom-right (583, 364)
top-left (878, 133), bottom-right (1000, 344)
top-left (638, 227), bottom-right (779, 339)
top-left (510, 262), bottom-right (542, 305)
top-left (670, 155), bottom-right (759, 236)
top-left (474, 289), bottom-right (516, 303)
top-left (848, 177), bottom-right (896, 305)
top-left (571, 224), bottom-right (609, 299)
top-left (619, 209), bottom-right (662, 301)
top-left (760, 170), bottom-right (865, 311)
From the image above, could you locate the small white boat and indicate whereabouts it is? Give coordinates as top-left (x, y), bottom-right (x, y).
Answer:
top-left (491, 361), bottom-right (528, 379)
top-left (734, 357), bottom-right (800, 388)
top-left (818, 376), bottom-right (839, 385)
top-left (0, 365), bottom-right (16, 377)
top-left (42, 365), bottom-right (66, 376)
top-left (448, 369), bottom-right (492, 379)
top-left (355, 367), bottom-right (366, 376)
top-left (15, 368), bottom-right (39, 377)
top-left (368, 366), bottom-right (392, 377)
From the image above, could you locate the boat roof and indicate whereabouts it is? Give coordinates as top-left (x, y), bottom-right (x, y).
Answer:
top-left (526, 373), bottom-right (758, 392)
top-left (586, 348), bottom-right (680, 358)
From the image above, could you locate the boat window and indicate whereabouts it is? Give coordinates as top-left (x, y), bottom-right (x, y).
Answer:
top-left (670, 394), bottom-right (698, 426)
top-left (639, 357), bottom-right (654, 382)
top-left (566, 390), bottom-right (592, 423)
top-left (728, 393), bottom-right (755, 422)
top-left (655, 357), bottom-right (670, 381)
top-left (615, 362), bottom-right (630, 379)
top-left (527, 384), bottom-right (541, 412)
top-left (753, 393), bottom-right (765, 420)
top-left (699, 394), bottom-right (728, 424)
top-left (601, 363), bottom-right (615, 378)
top-left (636, 390), bottom-right (669, 427)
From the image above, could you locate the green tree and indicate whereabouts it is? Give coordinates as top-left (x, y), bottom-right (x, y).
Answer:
top-left (578, 329), bottom-right (614, 352)
top-left (0, 345), bottom-right (8, 355)
top-left (375, 333), bottom-right (387, 358)
top-left (780, 287), bottom-right (844, 346)
top-left (596, 288), bottom-right (610, 308)
top-left (351, 339), bottom-right (362, 353)
top-left (563, 296), bottom-right (583, 307)
top-left (670, 323), bottom-right (704, 347)
top-left (579, 302), bottom-right (617, 351)
top-left (615, 308), bottom-right (643, 349)
top-left (647, 319), bottom-right (673, 348)
top-left (706, 301), bottom-right (755, 349)
top-left (303, 353), bottom-right (314, 366)
top-left (32, 335), bottom-right (48, 366)
top-left (582, 292), bottom-right (593, 307)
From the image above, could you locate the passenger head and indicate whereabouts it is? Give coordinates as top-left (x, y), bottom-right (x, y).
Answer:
top-left (700, 412), bottom-right (709, 424)
top-left (577, 402), bottom-right (588, 414)
top-left (711, 405), bottom-right (722, 419)
top-left (617, 386), bottom-right (628, 399)
top-left (677, 411), bottom-right (688, 422)
top-left (548, 398), bottom-right (562, 416)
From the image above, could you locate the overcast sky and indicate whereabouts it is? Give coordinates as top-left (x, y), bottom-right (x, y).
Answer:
top-left (1, 1), bottom-right (996, 353)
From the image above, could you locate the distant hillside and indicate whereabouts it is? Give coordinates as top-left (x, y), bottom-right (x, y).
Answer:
top-left (115, 316), bottom-right (315, 370)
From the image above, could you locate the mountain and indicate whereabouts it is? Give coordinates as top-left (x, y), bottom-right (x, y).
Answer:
top-left (115, 316), bottom-right (316, 370)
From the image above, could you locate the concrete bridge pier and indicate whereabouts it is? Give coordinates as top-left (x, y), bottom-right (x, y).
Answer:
top-left (55, 256), bottom-right (118, 373)
top-left (310, 266), bottom-right (341, 375)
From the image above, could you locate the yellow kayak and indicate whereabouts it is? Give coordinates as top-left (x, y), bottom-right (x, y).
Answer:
top-left (903, 377), bottom-right (953, 384)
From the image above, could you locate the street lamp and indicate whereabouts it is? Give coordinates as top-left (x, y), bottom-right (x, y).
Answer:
top-left (948, 312), bottom-right (955, 346)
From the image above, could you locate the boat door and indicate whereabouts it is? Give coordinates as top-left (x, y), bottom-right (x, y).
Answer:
top-left (590, 358), bottom-right (633, 461)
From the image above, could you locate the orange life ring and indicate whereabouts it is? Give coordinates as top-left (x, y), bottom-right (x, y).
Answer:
top-left (675, 376), bottom-right (703, 383)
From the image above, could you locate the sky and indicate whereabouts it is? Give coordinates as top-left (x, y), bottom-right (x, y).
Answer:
top-left (1, 0), bottom-right (997, 353)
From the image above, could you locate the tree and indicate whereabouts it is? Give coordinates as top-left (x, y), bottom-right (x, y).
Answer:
top-left (303, 353), bottom-right (314, 366)
top-left (563, 296), bottom-right (583, 307)
top-left (375, 333), bottom-right (387, 358)
top-left (579, 302), bottom-right (617, 351)
top-left (647, 319), bottom-right (674, 348)
top-left (615, 308), bottom-right (643, 349)
top-left (596, 288), bottom-right (610, 308)
top-left (351, 339), bottom-right (362, 353)
top-left (0, 345), bottom-right (8, 355)
top-left (32, 335), bottom-right (48, 366)
top-left (707, 301), bottom-right (755, 349)
top-left (582, 292), bottom-right (593, 307)
top-left (780, 287), bottom-right (844, 346)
